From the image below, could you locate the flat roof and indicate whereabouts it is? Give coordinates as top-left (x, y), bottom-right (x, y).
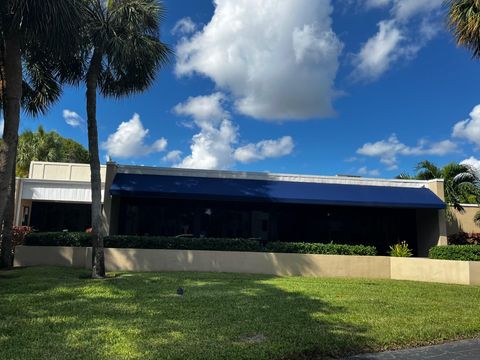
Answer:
top-left (114, 163), bottom-right (440, 189)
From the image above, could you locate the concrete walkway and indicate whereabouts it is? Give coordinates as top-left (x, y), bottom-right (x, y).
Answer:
top-left (345, 339), bottom-right (480, 360)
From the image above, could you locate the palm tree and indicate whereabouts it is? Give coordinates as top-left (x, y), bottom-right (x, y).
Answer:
top-left (15, 126), bottom-right (89, 177)
top-left (0, 0), bottom-right (82, 237)
top-left (398, 160), bottom-right (480, 212)
top-left (74, 0), bottom-right (171, 278)
top-left (447, 0), bottom-right (480, 58)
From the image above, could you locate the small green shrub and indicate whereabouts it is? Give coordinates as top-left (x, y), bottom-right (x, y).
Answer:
top-left (429, 245), bottom-right (480, 261)
top-left (388, 241), bottom-right (413, 257)
top-left (264, 242), bottom-right (377, 256)
top-left (23, 232), bottom-right (377, 256)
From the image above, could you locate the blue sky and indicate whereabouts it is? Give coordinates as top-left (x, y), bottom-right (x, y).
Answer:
top-left (10, 0), bottom-right (480, 178)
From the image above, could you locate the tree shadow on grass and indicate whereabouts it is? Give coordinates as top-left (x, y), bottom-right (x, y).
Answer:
top-left (0, 267), bottom-right (373, 360)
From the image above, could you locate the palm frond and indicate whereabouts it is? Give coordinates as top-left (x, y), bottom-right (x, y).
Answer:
top-left (447, 0), bottom-right (480, 58)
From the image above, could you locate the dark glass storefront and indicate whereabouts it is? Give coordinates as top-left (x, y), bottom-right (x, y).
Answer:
top-left (117, 196), bottom-right (418, 255)
top-left (30, 201), bottom-right (91, 232)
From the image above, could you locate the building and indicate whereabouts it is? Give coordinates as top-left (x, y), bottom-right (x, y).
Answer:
top-left (15, 161), bottom-right (453, 256)
top-left (14, 162), bottom-right (106, 232)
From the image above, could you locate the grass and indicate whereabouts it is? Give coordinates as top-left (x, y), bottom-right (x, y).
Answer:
top-left (1, 267), bottom-right (480, 360)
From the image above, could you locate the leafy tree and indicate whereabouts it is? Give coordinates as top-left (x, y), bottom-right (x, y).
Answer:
top-left (396, 160), bottom-right (480, 212)
top-left (0, 0), bottom-right (82, 255)
top-left (71, 0), bottom-right (171, 278)
top-left (15, 126), bottom-right (89, 177)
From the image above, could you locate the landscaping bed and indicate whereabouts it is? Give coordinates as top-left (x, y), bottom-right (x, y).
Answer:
top-left (24, 232), bottom-right (377, 255)
top-left (1, 267), bottom-right (480, 360)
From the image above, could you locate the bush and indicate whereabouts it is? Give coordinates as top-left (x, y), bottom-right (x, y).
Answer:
top-left (104, 236), bottom-right (263, 252)
top-left (448, 232), bottom-right (480, 245)
top-left (264, 242), bottom-right (377, 256)
top-left (429, 245), bottom-right (480, 261)
top-left (24, 232), bottom-right (91, 247)
top-left (23, 232), bottom-right (377, 256)
top-left (388, 241), bottom-right (413, 257)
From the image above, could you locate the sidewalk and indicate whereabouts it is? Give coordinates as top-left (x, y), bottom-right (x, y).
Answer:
top-left (345, 339), bottom-right (480, 360)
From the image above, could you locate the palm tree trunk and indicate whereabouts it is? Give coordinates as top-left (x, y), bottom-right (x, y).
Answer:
top-left (86, 49), bottom-right (105, 278)
top-left (0, 33), bottom-right (22, 232)
top-left (0, 171), bottom-right (16, 268)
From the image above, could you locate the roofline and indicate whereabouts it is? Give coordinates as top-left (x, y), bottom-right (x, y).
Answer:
top-left (113, 163), bottom-right (442, 189)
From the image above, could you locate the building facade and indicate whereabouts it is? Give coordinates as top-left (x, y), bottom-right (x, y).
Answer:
top-left (14, 161), bottom-right (454, 256)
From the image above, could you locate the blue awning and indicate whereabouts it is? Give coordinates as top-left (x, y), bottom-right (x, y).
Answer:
top-left (110, 173), bottom-right (445, 209)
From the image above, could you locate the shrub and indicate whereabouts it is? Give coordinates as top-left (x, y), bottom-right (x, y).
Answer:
top-left (23, 232), bottom-right (377, 256)
top-left (264, 242), bottom-right (377, 256)
top-left (103, 236), bottom-right (263, 252)
top-left (24, 232), bottom-right (91, 247)
top-left (388, 241), bottom-right (413, 257)
top-left (429, 245), bottom-right (480, 261)
top-left (12, 226), bottom-right (32, 247)
top-left (448, 232), bottom-right (480, 245)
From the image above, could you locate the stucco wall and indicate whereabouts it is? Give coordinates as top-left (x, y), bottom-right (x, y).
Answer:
top-left (447, 205), bottom-right (480, 235)
top-left (14, 246), bottom-right (480, 285)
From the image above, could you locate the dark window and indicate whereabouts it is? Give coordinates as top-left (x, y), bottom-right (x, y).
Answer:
top-left (30, 201), bottom-right (91, 232)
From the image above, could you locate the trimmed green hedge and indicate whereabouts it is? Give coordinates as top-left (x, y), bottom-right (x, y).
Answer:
top-left (23, 232), bottom-right (377, 256)
top-left (24, 232), bottom-right (91, 247)
top-left (264, 242), bottom-right (377, 256)
top-left (429, 245), bottom-right (480, 261)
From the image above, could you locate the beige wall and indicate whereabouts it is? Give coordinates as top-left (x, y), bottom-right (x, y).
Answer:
top-left (14, 246), bottom-right (480, 285)
top-left (447, 205), bottom-right (480, 235)
top-left (29, 161), bottom-right (106, 183)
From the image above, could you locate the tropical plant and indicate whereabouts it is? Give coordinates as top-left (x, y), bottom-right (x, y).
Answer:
top-left (15, 126), bottom-right (89, 177)
top-left (0, 0), bottom-right (82, 265)
top-left (388, 241), bottom-right (413, 257)
top-left (398, 161), bottom-right (480, 212)
top-left (70, 0), bottom-right (171, 277)
top-left (447, 0), bottom-right (480, 58)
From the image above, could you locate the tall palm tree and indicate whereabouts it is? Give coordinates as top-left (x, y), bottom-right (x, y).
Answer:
top-left (0, 0), bottom-right (82, 235)
top-left (398, 160), bottom-right (480, 212)
top-left (74, 0), bottom-right (171, 277)
top-left (447, 0), bottom-right (480, 58)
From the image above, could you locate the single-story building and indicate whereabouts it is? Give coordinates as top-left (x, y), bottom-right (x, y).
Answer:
top-left (14, 161), bottom-right (106, 232)
top-left (15, 161), bottom-right (456, 256)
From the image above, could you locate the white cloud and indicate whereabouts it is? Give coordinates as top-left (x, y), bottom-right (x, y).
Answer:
top-left (63, 109), bottom-right (83, 127)
top-left (452, 104), bottom-right (480, 147)
top-left (392, 0), bottom-right (444, 21)
top-left (357, 134), bottom-right (458, 170)
top-left (358, 166), bottom-right (381, 177)
top-left (365, 0), bottom-right (392, 9)
top-left (172, 93), bottom-right (294, 169)
top-left (354, 0), bottom-right (443, 80)
top-left (461, 157), bottom-right (480, 174)
top-left (102, 113), bottom-right (167, 159)
top-left (234, 136), bottom-right (294, 163)
top-left (174, 92), bottom-right (227, 125)
top-left (171, 17), bottom-right (197, 36)
top-left (175, 0), bottom-right (343, 120)
top-left (162, 150), bottom-right (183, 164)
top-left (353, 20), bottom-right (404, 81)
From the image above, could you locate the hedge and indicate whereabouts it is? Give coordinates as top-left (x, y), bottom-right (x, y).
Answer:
top-left (429, 245), bottom-right (480, 261)
top-left (264, 242), bottom-right (376, 256)
top-left (23, 232), bottom-right (377, 256)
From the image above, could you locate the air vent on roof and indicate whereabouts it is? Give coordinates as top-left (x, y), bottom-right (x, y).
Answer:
top-left (336, 174), bottom-right (362, 178)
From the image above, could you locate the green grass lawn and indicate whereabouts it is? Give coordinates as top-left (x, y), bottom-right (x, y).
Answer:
top-left (1, 267), bottom-right (480, 360)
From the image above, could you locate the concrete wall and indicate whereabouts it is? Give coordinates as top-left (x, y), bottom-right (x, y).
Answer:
top-left (14, 246), bottom-right (480, 285)
top-left (29, 161), bottom-right (106, 182)
top-left (447, 205), bottom-right (480, 235)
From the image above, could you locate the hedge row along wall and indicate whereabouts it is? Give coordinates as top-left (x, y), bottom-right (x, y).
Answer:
top-left (429, 245), bottom-right (480, 261)
top-left (24, 232), bottom-right (377, 256)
